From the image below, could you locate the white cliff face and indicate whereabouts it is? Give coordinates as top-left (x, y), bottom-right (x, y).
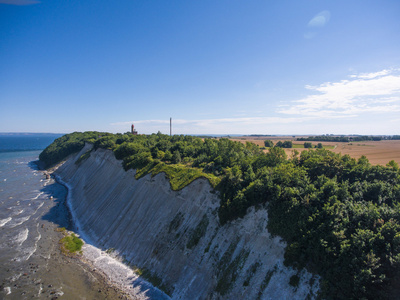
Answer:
top-left (54, 145), bottom-right (320, 299)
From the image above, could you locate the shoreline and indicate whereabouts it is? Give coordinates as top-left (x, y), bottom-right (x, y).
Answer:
top-left (48, 164), bottom-right (170, 300)
top-left (0, 153), bottom-right (130, 300)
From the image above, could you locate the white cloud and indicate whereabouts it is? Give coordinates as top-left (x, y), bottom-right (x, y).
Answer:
top-left (350, 69), bottom-right (391, 79)
top-left (279, 69), bottom-right (400, 118)
top-left (307, 11), bottom-right (331, 28)
top-left (304, 10), bottom-right (330, 39)
top-left (110, 69), bottom-right (400, 135)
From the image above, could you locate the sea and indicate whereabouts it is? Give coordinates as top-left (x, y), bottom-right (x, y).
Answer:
top-left (0, 134), bottom-right (125, 299)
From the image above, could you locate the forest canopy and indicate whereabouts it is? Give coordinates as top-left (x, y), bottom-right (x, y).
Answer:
top-left (40, 131), bottom-right (400, 299)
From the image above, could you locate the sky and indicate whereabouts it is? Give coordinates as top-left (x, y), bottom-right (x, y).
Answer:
top-left (1, 0), bottom-right (400, 135)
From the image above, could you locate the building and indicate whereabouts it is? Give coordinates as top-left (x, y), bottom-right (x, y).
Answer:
top-left (131, 124), bottom-right (138, 135)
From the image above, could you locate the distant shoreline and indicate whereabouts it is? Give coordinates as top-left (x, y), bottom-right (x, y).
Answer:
top-left (0, 132), bottom-right (65, 136)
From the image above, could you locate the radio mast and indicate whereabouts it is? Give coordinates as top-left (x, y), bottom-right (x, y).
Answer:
top-left (170, 118), bottom-right (172, 136)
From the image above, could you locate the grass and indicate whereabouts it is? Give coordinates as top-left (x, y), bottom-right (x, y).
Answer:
top-left (134, 161), bottom-right (221, 191)
top-left (292, 144), bottom-right (335, 149)
top-left (59, 231), bottom-right (83, 255)
top-left (75, 149), bottom-right (91, 165)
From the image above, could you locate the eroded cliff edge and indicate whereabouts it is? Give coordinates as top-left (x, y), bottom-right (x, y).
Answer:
top-left (54, 144), bottom-right (320, 299)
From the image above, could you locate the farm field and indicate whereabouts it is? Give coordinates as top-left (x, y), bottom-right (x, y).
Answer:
top-left (231, 136), bottom-right (400, 166)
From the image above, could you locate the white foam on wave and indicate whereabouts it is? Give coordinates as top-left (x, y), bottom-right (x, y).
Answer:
top-left (32, 192), bottom-right (44, 200)
top-left (0, 217), bottom-right (12, 227)
top-left (10, 201), bottom-right (45, 228)
top-left (34, 201), bottom-right (44, 214)
top-left (29, 223), bottom-right (41, 260)
top-left (37, 284), bottom-right (43, 297)
top-left (15, 209), bottom-right (24, 215)
top-left (9, 215), bottom-right (31, 228)
top-left (15, 228), bottom-right (29, 246)
top-left (14, 224), bottom-right (41, 262)
top-left (4, 287), bottom-right (11, 295)
top-left (82, 244), bottom-right (170, 299)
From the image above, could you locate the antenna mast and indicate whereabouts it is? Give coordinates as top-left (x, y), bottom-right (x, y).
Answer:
top-left (170, 117), bottom-right (172, 136)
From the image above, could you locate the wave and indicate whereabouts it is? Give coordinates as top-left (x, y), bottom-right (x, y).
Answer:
top-left (15, 228), bottom-right (29, 246)
top-left (9, 202), bottom-right (44, 228)
top-left (9, 215), bottom-right (31, 228)
top-left (0, 217), bottom-right (12, 227)
top-left (31, 192), bottom-right (44, 200)
top-left (13, 224), bottom-right (41, 262)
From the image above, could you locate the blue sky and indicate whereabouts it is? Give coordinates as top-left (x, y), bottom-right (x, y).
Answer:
top-left (1, 0), bottom-right (399, 135)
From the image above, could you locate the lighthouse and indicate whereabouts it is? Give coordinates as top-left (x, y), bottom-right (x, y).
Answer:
top-left (131, 124), bottom-right (138, 135)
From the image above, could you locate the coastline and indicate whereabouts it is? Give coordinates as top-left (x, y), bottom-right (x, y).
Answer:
top-left (0, 151), bottom-right (130, 300)
top-left (49, 165), bottom-right (170, 300)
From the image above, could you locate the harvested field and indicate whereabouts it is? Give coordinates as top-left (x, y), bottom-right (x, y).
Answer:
top-left (231, 136), bottom-right (400, 166)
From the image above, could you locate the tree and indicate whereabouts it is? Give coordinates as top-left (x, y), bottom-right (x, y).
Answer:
top-left (172, 150), bottom-right (182, 164)
top-left (265, 146), bottom-right (287, 167)
top-left (317, 143), bottom-right (323, 149)
top-left (304, 142), bottom-right (313, 148)
top-left (386, 160), bottom-right (399, 170)
top-left (264, 140), bottom-right (274, 147)
top-left (282, 141), bottom-right (293, 148)
top-left (163, 150), bottom-right (173, 162)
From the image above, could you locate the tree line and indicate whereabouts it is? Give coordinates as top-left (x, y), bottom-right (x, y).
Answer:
top-left (40, 132), bottom-right (400, 299)
top-left (296, 135), bottom-right (400, 142)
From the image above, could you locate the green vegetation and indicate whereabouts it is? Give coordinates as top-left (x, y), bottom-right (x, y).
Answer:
top-left (264, 140), bottom-right (274, 147)
top-left (289, 274), bottom-right (300, 287)
top-left (292, 143), bottom-right (333, 150)
top-left (105, 248), bottom-right (116, 254)
top-left (168, 212), bottom-right (184, 233)
top-left (297, 135), bottom-right (384, 142)
top-left (216, 248), bottom-right (249, 295)
top-left (134, 267), bottom-right (172, 296)
top-left (186, 214), bottom-right (209, 249)
top-left (75, 149), bottom-right (91, 165)
top-left (39, 131), bottom-right (103, 168)
top-left (304, 142), bottom-right (313, 148)
top-left (59, 232), bottom-right (83, 255)
top-left (215, 241), bottom-right (250, 295)
top-left (275, 140), bottom-right (293, 148)
top-left (41, 132), bottom-right (400, 299)
top-left (257, 266), bottom-right (277, 299)
top-left (243, 261), bottom-right (260, 287)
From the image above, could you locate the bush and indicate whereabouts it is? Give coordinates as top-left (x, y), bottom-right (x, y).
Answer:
top-left (304, 142), bottom-right (313, 148)
top-left (264, 140), bottom-right (274, 147)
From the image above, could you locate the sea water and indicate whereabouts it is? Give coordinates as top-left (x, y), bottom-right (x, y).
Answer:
top-left (0, 134), bottom-right (126, 299)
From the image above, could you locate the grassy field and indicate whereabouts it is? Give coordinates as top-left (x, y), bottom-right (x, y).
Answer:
top-left (291, 143), bottom-right (335, 149)
top-left (231, 136), bottom-right (400, 166)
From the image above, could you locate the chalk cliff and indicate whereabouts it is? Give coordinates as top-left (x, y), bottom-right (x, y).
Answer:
top-left (54, 144), bottom-right (320, 299)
